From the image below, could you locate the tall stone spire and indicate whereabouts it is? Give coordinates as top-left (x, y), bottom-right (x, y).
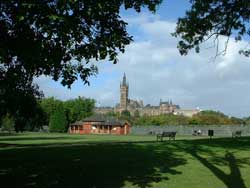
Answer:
top-left (120, 73), bottom-right (129, 110)
top-left (122, 73), bottom-right (126, 86)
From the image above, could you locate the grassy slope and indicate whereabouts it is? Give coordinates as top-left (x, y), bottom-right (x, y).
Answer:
top-left (0, 133), bottom-right (250, 188)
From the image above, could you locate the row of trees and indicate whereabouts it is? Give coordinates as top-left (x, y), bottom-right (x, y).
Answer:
top-left (0, 97), bottom-right (95, 133)
top-left (41, 97), bottom-right (95, 132)
top-left (106, 110), bottom-right (247, 126)
top-left (188, 111), bottom-right (245, 125)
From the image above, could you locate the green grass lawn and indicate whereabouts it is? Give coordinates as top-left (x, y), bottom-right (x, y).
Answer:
top-left (0, 132), bottom-right (207, 146)
top-left (0, 133), bottom-right (250, 188)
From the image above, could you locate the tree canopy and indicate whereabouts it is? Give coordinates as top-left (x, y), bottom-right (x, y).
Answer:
top-left (63, 97), bottom-right (95, 124)
top-left (49, 103), bottom-right (67, 132)
top-left (174, 0), bottom-right (250, 56)
top-left (40, 97), bottom-right (95, 128)
top-left (0, 0), bottom-right (162, 87)
top-left (132, 110), bottom-right (246, 126)
top-left (2, 0), bottom-right (250, 124)
top-left (0, 0), bottom-right (162, 122)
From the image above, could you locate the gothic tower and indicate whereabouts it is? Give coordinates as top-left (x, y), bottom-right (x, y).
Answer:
top-left (120, 73), bottom-right (129, 110)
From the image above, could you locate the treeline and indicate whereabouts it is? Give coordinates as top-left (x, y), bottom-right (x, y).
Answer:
top-left (0, 97), bottom-right (95, 133)
top-left (107, 110), bottom-right (248, 126)
top-left (188, 111), bottom-right (245, 125)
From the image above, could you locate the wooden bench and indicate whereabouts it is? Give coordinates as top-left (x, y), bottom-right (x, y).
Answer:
top-left (156, 132), bottom-right (177, 141)
top-left (232, 131), bottom-right (242, 138)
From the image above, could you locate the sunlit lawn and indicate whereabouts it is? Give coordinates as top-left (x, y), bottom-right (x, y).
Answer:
top-left (0, 132), bottom-right (212, 146)
top-left (0, 133), bottom-right (250, 188)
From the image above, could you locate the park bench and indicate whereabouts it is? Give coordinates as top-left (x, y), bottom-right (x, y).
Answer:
top-left (156, 131), bottom-right (177, 141)
top-left (232, 131), bottom-right (242, 138)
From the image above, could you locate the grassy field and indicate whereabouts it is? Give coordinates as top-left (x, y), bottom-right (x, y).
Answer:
top-left (0, 133), bottom-right (250, 188)
top-left (0, 132), bottom-right (208, 146)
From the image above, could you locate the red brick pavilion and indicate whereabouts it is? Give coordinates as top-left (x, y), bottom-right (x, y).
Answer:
top-left (69, 114), bottom-right (130, 135)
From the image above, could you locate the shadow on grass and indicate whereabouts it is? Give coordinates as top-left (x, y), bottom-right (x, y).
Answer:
top-left (0, 137), bottom-right (250, 188)
top-left (176, 138), bottom-right (250, 188)
top-left (0, 143), bottom-right (186, 188)
top-left (0, 132), bottom-right (19, 136)
top-left (191, 150), bottom-right (246, 188)
top-left (186, 136), bottom-right (250, 150)
top-left (0, 136), bottom-right (82, 141)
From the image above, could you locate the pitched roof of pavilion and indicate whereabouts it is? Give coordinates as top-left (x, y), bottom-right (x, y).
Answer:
top-left (71, 114), bottom-right (129, 126)
top-left (71, 121), bottom-right (84, 126)
top-left (83, 114), bottom-right (107, 122)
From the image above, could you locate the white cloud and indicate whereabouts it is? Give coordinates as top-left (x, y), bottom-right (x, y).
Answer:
top-left (36, 14), bottom-right (250, 117)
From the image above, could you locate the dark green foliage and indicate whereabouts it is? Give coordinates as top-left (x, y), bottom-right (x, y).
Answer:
top-left (106, 111), bottom-right (120, 118)
top-left (64, 97), bottom-right (95, 124)
top-left (0, 69), bottom-right (45, 131)
top-left (0, 0), bottom-right (162, 128)
top-left (230, 117), bottom-right (245, 125)
top-left (133, 110), bottom-right (247, 126)
top-left (24, 104), bottom-right (47, 131)
top-left (188, 118), bottom-right (200, 125)
top-left (49, 104), bottom-right (67, 133)
top-left (173, 0), bottom-right (250, 56)
top-left (0, 0), bottom-right (162, 88)
top-left (0, 67), bottom-right (44, 131)
top-left (243, 117), bottom-right (250, 125)
top-left (40, 97), bottom-right (63, 125)
top-left (189, 110), bottom-right (245, 125)
top-left (134, 110), bottom-right (140, 118)
top-left (41, 97), bottom-right (95, 130)
top-left (120, 110), bottom-right (131, 122)
top-left (121, 110), bottom-right (131, 117)
top-left (1, 113), bottom-right (15, 133)
top-left (134, 114), bottom-right (189, 126)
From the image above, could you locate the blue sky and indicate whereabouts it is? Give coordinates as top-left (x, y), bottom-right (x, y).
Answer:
top-left (36, 1), bottom-right (250, 117)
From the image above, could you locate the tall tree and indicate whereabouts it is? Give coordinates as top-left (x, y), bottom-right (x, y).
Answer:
top-left (49, 104), bottom-right (67, 132)
top-left (0, 66), bottom-right (44, 131)
top-left (1, 0), bottom-right (162, 87)
top-left (173, 0), bottom-right (250, 56)
top-left (64, 97), bottom-right (95, 124)
top-left (40, 97), bottom-right (63, 124)
top-left (0, 0), bottom-right (162, 121)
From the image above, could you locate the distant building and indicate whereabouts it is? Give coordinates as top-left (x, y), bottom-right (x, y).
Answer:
top-left (95, 73), bottom-right (200, 117)
top-left (120, 73), bottom-right (129, 110)
top-left (174, 109), bottom-right (200, 117)
top-left (69, 114), bottom-right (130, 135)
